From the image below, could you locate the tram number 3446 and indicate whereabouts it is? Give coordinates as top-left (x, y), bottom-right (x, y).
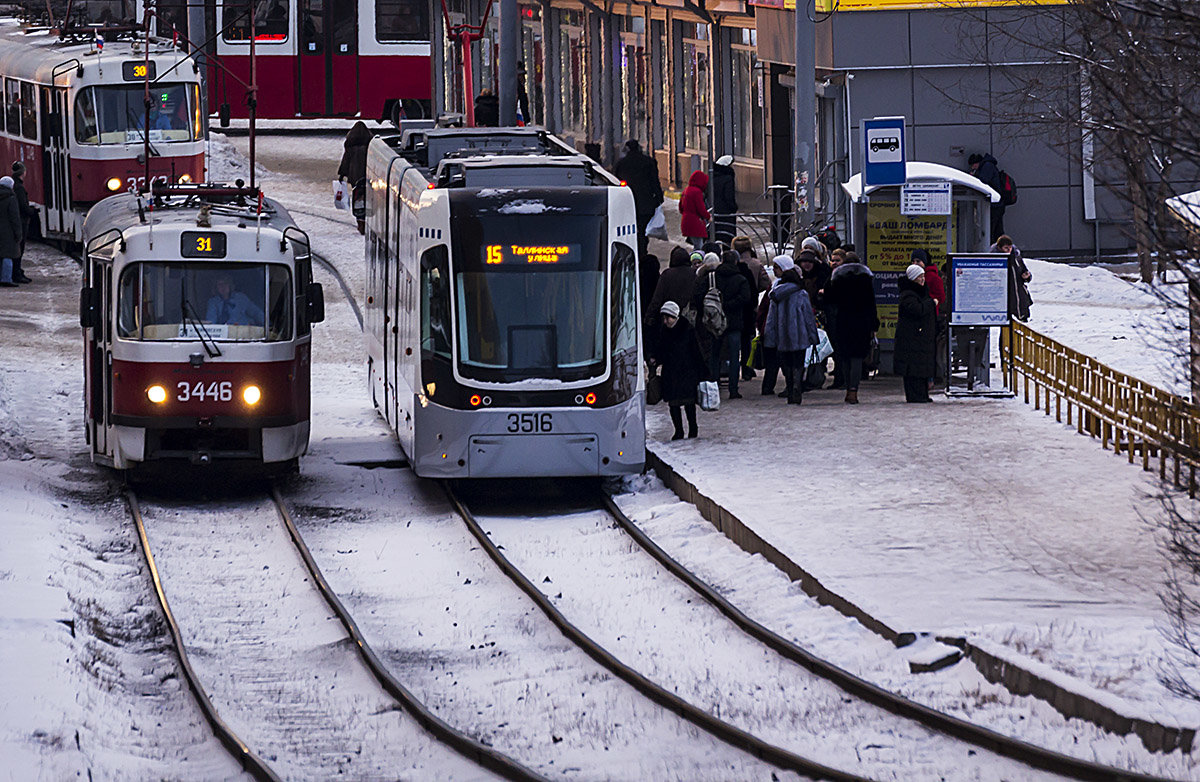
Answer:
top-left (176, 381), bottom-right (234, 402)
top-left (506, 412), bottom-right (553, 433)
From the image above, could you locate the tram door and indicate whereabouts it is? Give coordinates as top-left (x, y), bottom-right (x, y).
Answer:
top-left (40, 86), bottom-right (71, 237)
top-left (298, 0), bottom-right (358, 115)
top-left (83, 259), bottom-right (112, 457)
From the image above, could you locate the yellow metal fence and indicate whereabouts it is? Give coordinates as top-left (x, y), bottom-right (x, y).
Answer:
top-left (1000, 321), bottom-right (1200, 495)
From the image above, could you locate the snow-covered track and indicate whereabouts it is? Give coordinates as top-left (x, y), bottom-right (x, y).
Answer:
top-left (442, 482), bottom-right (863, 782)
top-left (125, 489), bottom-right (280, 782)
top-left (598, 492), bottom-right (1169, 782)
top-left (311, 250), bottom-right (363, 331)
top-left (267, 485), bottom-right (547, 781)
top-left (127, 484), bottom-right (544, 781)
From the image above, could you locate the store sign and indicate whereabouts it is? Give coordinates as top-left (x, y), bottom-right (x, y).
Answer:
top-left (865, 200), bottom-right (956, 339)
top-left (901, 182), bottom-right (952, 215)
top-left (950, 254), bottom-right (1010, 326)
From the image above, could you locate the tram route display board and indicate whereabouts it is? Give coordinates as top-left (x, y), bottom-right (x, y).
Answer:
top-left (864, 200), bottom-right (957, 339)
top-left (949, 254), bottom-right (1010, 326)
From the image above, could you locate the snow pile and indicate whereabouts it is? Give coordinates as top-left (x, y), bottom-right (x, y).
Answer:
top-left (206, 132), bottom-right (268, 183)
top-left (1024, 259), bottom-right (1189, 396)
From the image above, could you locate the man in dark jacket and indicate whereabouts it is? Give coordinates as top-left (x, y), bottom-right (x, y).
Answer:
top-left (10, 161), bottom-right (33, 283)
top-left (691, 249), bottom-right (752, 399)
top-left (614, 139), bottom-right (664, 260)
top-left (0, 175), bottom-right (23, 287)
top-left (338, 121), bottom-right (373, 234)
top-left (474, 89), bottom-right (499, 127)
top-left (969, 152), bottom-right (1006, 240)
top-left (711, 154), bottom-right (737, 247)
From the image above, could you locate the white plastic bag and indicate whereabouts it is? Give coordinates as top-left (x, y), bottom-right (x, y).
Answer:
top-left (806, 328), bottom-right (834, 367)
top-left (697, 380), bottom-right (720, 411)
top-left (333, 179), bottom-right (350, 211)
top-left (645, 205), bottom-right (667, 239)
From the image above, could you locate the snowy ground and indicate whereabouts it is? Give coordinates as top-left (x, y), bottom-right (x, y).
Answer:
top-left (2, 129), bottom-right (1198, 778)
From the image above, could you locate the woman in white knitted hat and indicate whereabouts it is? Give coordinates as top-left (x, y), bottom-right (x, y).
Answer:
top-left (893, 263), bottom-right (936, 402)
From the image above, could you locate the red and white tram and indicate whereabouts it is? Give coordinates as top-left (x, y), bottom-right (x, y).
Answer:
top-left (0, 23), bottom-right (205, 241)
top-left (179, 0), bottom-right (430, 122)
top-left (80, 184), bottom-right (325, 475)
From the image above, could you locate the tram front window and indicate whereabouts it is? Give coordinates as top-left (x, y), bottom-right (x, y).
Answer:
top-left (74, 83), bottom-right (200, 145)
top-left (452, 213), bottom-right (606, 382)
top-left (117, 262), bottom-right (292, 342)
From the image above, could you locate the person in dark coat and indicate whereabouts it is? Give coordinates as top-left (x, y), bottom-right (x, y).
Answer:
top-left (826, 259), bottom-right (879, 404)
top-left (650, 300), bottom-right (706, 440)
top-left (679, 170), bottom-right (710, 250)
top-left (614, 139), bottom-right (664, 260)
top-left (764, 265), bottom-right (819, 404)
top-left (991, 234), bottom-right (1032, 321)
top-left (0, 176), bottom-right (23, 287)
top-left (647, 246), bottom-right (697, 325)
top-left (337, 120), bottom-right (373, 234)
top-left (912, 248), bottom-right (947, 383)
top-left (711, 155), bottom-right (737, 247)
top-left (692, 249), bottom-right (752, 399)
top-left (894, 263), bottom-right (937, 402)
top-left (10, 161), bottom-right (32, 283)
top-left (969, 152), bottom-right (1006, 240)
top-left (638, 252), bottom-right (660, 321)
top-left (474, 89), bottom-right (499, 127)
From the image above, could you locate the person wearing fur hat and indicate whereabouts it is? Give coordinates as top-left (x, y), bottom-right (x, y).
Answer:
top-left (680, 169), bottom-right (710, 250)
top-left (711, 155), bottom-right (738, 246)
top-left (826, 253), bottom-right (879, 404)
top-left (646, 246), bottom-right (699, 329)
top-left (10, 161), bottom-right (32, 283)
top-left (649, 300), bottom-right (706, 439)
top-left (0, 175), bottom-right (23, 287)
top-left (764, 257), bottom-right (819, 404)
top-left (894, 263), bottom-right (937, 402)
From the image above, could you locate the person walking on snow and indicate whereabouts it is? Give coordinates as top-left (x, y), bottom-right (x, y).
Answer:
top-left (990, 234), bottom-right (1032, 322)
top-left (826, 254), bottom-right (879, 404)
top-left (764, 259), bottom-right (819, 405)
top-left (680, 170), bottom-right (710, 250)
top-left (711, 155), bottom-right (737, 246)
top-left (337, 121), bottom-right (373, 234)
top-left (614, 139), bottom-right (664, 261)
top-left (10, 161), bottom-right (33, 283)
top-left (650, 301), bottom-right (706, 440)
top-left (691, 249), bottom-right (752, 399)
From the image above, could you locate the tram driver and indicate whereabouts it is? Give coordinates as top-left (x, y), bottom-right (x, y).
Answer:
top-left (206, 273), bottom-right (265, 327)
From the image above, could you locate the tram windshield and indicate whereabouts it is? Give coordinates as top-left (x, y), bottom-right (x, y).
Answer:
top-left (451, 211), bottom-right (606, 382)
top-left (74, 83), bottom-right (201, 145)
top-left (117, 262), bottom-right (292, 342)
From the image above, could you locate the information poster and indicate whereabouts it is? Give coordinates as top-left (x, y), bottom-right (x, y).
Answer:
top-left (864, 200), bottom-right (956, 339)
top-left (950, 255), bottom-right (1010, 326)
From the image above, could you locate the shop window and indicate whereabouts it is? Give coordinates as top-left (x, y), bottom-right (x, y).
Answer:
top-left (682, 39), bottom-right (710, 151)
top-left (730, 40), bottom-right (763, 160)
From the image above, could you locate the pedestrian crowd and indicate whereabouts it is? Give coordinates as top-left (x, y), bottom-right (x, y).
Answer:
top-left (1, 160), bottom-right (34, 287)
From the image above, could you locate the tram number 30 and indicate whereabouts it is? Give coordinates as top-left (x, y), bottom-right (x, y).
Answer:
top-left (176, 381), bottom-right (233, 402)
top-left (506, 412), bottom-right (553, 433)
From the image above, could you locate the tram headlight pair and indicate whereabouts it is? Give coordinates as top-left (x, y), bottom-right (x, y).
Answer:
top-left (144, 384), bottom-right (261, 405)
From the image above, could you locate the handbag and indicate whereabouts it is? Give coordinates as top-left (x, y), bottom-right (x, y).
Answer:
top-left (864, 335), bottom-right (880, 374)
top-left (805, 328), bottom-right (833, 367)
top-left (745, 335), bottom-right (763, 370)
top-left (332, 179), bottom-right (350, 211)
top-left (646, 372), bottom-right (662, 406)
top-left (645, 205), bottom-right (668, 240)
top-left (697, 380), bottom-right (720, 411)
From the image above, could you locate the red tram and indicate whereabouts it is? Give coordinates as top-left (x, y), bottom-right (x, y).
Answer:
top-left (192, 0), bottom-right (431, 122)
top-left (80, 184), bottom-right (325, 475)
top-left (0, 23), bottom-right (206, 241)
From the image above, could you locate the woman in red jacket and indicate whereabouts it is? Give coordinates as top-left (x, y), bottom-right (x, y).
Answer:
top-left (679, 170), bottom-right (710, 250)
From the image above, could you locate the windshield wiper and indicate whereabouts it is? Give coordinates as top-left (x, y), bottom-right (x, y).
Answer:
top-left (182, 298), bottom-right (222, 358)
top-left (128, 108), bottom-right (161, 158)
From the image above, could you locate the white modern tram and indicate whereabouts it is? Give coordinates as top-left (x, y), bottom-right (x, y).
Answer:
top-left (364, 127), bottom-right (646, 478)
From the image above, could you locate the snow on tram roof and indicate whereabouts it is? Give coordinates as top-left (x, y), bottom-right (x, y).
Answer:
top-left (0, 20), bottom-right (187, 84)
top-left (83, 191), bottom-right (298, 246)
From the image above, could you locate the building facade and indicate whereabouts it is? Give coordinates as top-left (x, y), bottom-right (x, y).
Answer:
top-left (433, 0), bottom-right (1132, 256)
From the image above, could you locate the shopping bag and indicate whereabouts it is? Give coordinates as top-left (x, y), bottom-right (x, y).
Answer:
top-left (646, 372), bottom-right (662, 406)
top-left (697, 380), bottom-right (720, 411)
top-left (645, 205), bottom-right (668, 240)
top-left (745, 335), bottom-right (762, 370)
top-left (805, 328), bottom-right (833, 367)
top-left (333, 179), bottom-right (350, 211)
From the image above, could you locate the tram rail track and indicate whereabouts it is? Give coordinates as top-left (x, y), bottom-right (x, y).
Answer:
top-left (447, 481), bottom-right (1170, 782)
top-left (126, 484), bottom-right (545, 781)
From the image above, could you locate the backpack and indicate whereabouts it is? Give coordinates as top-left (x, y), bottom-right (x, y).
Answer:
top-left (998, 170), bottom-right (1017, 206)
top-left (700, 271), bottom-right (727, 336)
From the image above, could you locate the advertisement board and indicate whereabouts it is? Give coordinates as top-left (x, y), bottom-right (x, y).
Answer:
top-left (949, 254), bottom-right (1010, 326)
top-left (864, 200), bottom-right (956, 339)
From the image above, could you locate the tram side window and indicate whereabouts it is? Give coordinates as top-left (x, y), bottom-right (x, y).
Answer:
top-left (223, 0), bottom-right (289, 42)
top-left (5, 80), bottom-right (20, 134)
top-left (610, 243), bottom-right (637, 355)
top-left (74, 88), bottom-right (98, 143)
top-left (420, 245), bottom-right (451, 358)
top-left (376, 0), bottom-right (430, 42)
top-left (20, 82), bottom-right (36, 140)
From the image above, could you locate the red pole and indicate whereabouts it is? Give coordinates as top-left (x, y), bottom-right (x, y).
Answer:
top-left (461, 31), bottom-right (475, 127)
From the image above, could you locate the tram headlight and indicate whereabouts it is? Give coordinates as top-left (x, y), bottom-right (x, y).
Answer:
top-left (106, 177), bottom-right (123, 192)
top-left (242, 385), bottom-right (262, 405)
top-left (178, 173), bottom-right (193, 184)
top-left (146, 384), bottom-right (168, 404)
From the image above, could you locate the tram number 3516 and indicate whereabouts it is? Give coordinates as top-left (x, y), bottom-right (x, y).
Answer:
top-left (506, 412), bottom-right (553, 433)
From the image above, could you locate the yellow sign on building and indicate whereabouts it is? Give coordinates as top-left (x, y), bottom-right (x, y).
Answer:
top-left (770, 0), bottom-right (1066, 10)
